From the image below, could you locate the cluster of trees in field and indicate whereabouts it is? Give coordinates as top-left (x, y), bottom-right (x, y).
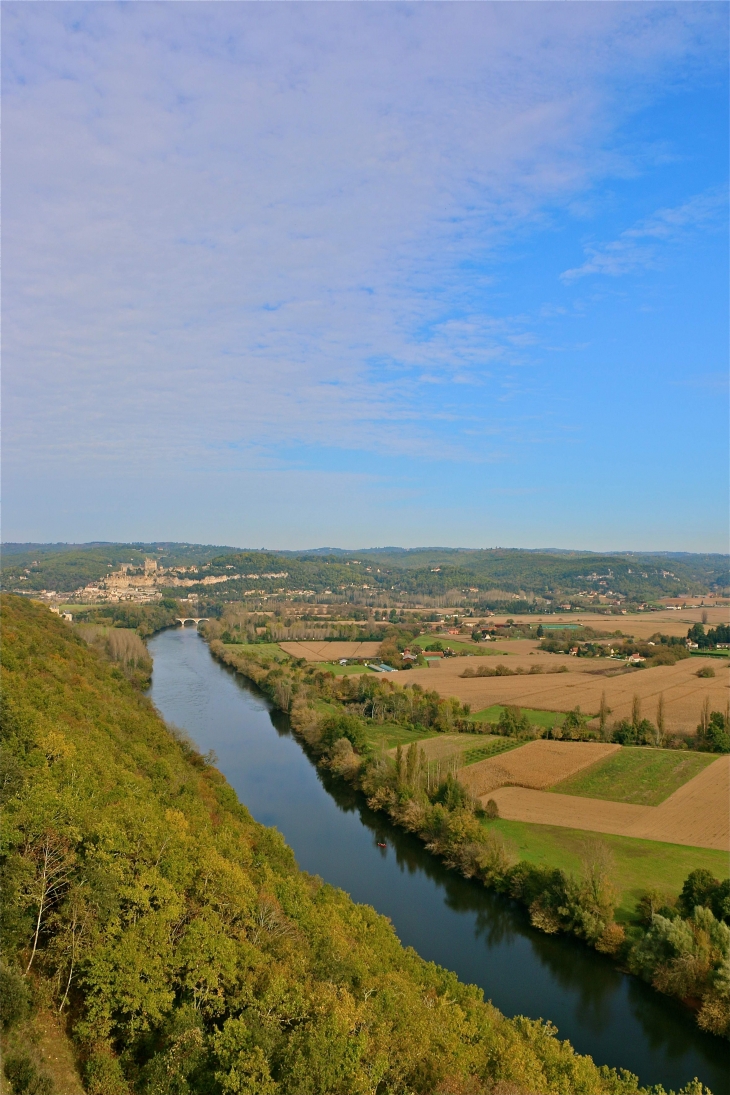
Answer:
top-left (538, 632), bottom-right (696, 666)
top-left (462, 662), bottom-right (569, 679)
top-left (687, 624), bottom-right (730, 649)
top-left (566, 691), bottom-right (729, 754)
top-left (2, 595), bottom-right (682, 1095)
top-left (607, 696), bottom-right (729, 753)
top-left (209, 640), bottom-right (730, 1041)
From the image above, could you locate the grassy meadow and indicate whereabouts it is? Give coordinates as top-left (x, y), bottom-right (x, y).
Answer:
top-left (222, 640), bottom-right (290, 660)
top-left (551, 747), bottom-right (717, 806)
top-left (489, 819), bottom-right (729, 923)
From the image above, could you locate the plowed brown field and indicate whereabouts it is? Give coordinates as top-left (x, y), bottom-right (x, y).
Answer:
top-left (458, 740), bottom-right (620, 798)
top-left (278, 641), bottom-right (382, 661)
top-left (486, 757), bottom-right (729, 851)
top-left (474, 607), bottom-right (728, 640)
top-left (392, 654), bottom-right (728, 734)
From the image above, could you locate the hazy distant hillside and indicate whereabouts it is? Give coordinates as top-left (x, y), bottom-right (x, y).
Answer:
top-left (3, 542), bottom-right (727, 603)
top-left (0, 543), bottom-right (236, 592)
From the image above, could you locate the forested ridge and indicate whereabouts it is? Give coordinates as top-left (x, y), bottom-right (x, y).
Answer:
top-left (3, 543), bottom-right (727, 602)
top-left (1, 595), bottom-right (706, 1095)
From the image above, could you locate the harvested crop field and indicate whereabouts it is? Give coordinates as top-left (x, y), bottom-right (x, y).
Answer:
top-left (552, 747), bottom-right (717, 806)
top-left (486, 756), bottom-right (729, 851)
top-left (395, 653), bottom-right (728, 734)
top-left (477, 607), bottom-right (728, 641)
top-left (458, 740), bottom-right (619, 798)
top-left (278, 641), bottom-right (382, 661)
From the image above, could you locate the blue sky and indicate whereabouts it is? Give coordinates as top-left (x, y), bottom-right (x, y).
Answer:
top-left (2, 2), bottom-right (727, 551)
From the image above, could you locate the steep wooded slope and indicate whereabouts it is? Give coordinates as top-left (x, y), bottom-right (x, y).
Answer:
top-left (0, 596), bottom-right (693, 1094)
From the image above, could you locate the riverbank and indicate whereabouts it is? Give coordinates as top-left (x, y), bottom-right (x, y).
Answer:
top-left (5, 592), bottom-right (699, 1095)
top-left (207, 637), bottom-right (730, 1043)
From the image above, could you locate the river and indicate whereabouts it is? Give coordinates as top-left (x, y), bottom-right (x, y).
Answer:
top-left (147, 627), bottom-right (729, 1094)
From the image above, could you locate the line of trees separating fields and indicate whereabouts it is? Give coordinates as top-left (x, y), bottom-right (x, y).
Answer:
top-left (207, 637), bottom-right (730, 1044)
top-left (4, 594), bottom-right (707, 1095)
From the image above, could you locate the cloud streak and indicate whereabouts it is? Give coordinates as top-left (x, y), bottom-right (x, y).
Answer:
top-left (561, 189), bottom-right (726, 280)
top-left (2, 2), bottom-right (727, 548)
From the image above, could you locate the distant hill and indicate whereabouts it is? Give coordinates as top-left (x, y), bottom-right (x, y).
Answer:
top-left (2, 541), bottom-right (727, 603)
top-left (0, 543), bottom-right (237, 593)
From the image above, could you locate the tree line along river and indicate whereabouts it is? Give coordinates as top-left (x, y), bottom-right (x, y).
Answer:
top-left (147, 626), bottom-right (729, 1095)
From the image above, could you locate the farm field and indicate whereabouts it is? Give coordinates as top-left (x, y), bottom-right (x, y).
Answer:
top-left (476, 606), bottom-right (728, 640)
top-left (222, 642), bottom-right (290, 661)
top-left (421, 638), bottom-right (494, 654)
top-left (387, 732), bottom-right (521, 767)
top-left (458, 740), bottom-right (619, 798)
top-left (489, 819), bottom-right (730, 923)
top-left (487, 756), bottom-right (729, 851)
top-left (390, 652), bottom-right (728, 734)
top-left (430, 646), bottom-right (589, 669)
top-left (552, 746), bottom-right (717, 805)
top-left (358, 721), bottom-right (440, 751)
top-left (312, 662), bottom-right (376, 676)
top-left (278, 640), bottom-right (382, 661)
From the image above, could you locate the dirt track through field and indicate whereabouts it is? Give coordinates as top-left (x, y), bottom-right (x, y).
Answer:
top-left (458, 740), bottom-right (619, 797)
top-left (486, 756), bottom-right (729, 851)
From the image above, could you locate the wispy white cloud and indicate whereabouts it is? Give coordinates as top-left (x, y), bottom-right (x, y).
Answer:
top-left (4, 3), bottom-right (724, 466)
top-left (2, 1), bottom-right (727, 550)
top-left (561, 189), bottom-right (726, 280)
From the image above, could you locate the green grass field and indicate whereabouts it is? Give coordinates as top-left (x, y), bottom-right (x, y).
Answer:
top-left (551, 747), bottom-right (717, 806)
top-left (471, 704), bottom-right (570, 730)
top-left (222, 642), bottom-right (290, 661)
top-left (489, 819), bottom-right (729, 923)
top-left (363, 723), bottom-right (441, 750)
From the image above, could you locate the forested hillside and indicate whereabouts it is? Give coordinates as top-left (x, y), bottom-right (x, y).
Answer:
top-left (0, 596), bottom-right (684, 1095)
top-left (0, 544), bottom-right (233, 592)
top-left (4, 542), bottom-right (727, 603)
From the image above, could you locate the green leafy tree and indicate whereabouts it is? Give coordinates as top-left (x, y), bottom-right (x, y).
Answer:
top-left (497, 705), bottom-right (530, 737)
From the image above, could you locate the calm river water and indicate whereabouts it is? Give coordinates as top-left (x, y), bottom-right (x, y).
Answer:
top-left (147, 627), bottom-right (729, 1094)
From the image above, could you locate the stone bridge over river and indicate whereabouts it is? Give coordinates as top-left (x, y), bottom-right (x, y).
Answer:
top-left (175, 617), bottom-right (208, 627)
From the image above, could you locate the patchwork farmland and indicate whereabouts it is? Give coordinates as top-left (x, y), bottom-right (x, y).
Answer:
top-left (393, 734), bottom-right (729, 852)
top-left (393, 650), bottom-right (728, 734)
top-left (487, 755), bottom-right (729, 851)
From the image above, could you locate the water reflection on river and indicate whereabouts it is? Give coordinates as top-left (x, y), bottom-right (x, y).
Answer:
top-left (147, 627), bottom-right (729, 1094)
